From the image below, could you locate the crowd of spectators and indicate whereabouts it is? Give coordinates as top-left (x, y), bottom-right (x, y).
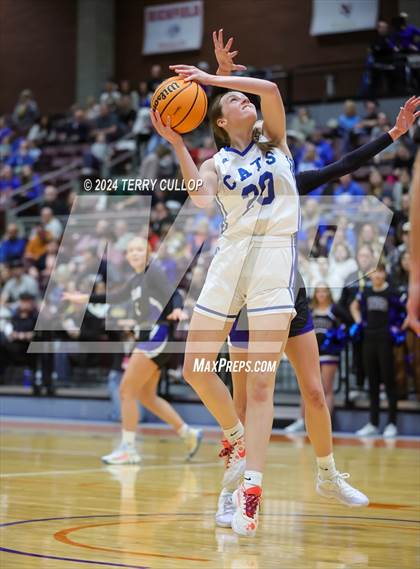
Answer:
top-left (366, 12), bottom-right (420, 97)
top-left (0, 61), bottom-right (419, 433)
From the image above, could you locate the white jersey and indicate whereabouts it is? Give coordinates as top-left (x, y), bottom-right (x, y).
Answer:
top-left (213, 141), bottom-right (300, 240)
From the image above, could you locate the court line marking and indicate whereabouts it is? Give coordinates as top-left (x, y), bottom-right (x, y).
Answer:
top-left (0, 446), bottom-right (161, 458)
top-left (1, 512), bottom-right (418, 568)
top-left (0, 547), bottom-right (148, 569)
top-left (55, 519), bottom-right (210, 562)
top-left (0, 462), bottom-right (218, 479)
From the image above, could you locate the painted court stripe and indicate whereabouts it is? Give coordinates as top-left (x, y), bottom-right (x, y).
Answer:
top-left (0, 548), bottom-right (148, 569)
top-left (0, 462), bottom-right (217, 479)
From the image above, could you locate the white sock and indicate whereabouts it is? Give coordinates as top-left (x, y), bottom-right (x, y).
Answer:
top-left (223, 421), bottom-right (244, 444)
top-left (122, 429), bottom-right (136, 446)
top-left (177, 423), bottom-right (189, 438)
top-left (220, 487), bottom-right (233, 497)
top-left (317, 453), bottom-right (337, 480)
top-left (243, 470), bottom-right (263, 489)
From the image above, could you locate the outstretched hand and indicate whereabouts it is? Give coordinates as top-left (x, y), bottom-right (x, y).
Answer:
top-left (150, 109), bottom-right (183, 146)
top-left (169, 64), bottom-right (212, 85)
top-left (393, 96), bottom-right (420, 136)
top-left (212, 28), bottom-right (247, 75)
top-left (62, 291), bottom-right (89, 304)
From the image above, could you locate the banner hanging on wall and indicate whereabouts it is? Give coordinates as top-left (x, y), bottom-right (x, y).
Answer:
top-left (142, 0), bottom-right (203, 55)
top-left (310, 0), bottom-right (378, 35)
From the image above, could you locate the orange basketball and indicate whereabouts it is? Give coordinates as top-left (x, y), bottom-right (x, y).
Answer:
top-left (151, 76), bottom-right (208, 134)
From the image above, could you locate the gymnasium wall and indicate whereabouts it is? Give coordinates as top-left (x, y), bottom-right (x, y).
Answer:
top-left (0, 0), bottom-right (77, 114)
top-left (116, 0), bottom-right (400, 100)
top-left (1, 0), bottom-right (400, 114)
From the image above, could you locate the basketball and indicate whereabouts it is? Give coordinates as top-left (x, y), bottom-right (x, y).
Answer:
top-left (151, 76), bottom-right (208, 134)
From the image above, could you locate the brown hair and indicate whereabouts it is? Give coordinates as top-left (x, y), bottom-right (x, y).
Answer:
top-left (209, 93), bottom-right (277, 154)
top-left (311, 282), bottom-right (334, 310)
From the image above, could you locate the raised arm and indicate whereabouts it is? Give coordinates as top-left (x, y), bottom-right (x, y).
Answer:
top-left (170, 64), bottom-right (287, 145)
top-left (297, 96), bottom-right (420, 195)
top-left (150, 111), bottom-right (217, 208)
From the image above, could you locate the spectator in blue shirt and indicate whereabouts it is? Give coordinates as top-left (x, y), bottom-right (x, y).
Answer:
top-left (311, 129), bottom-right (334, 165)
top-left (0, 224), bottom-right (26, 263)
top-left (7, 140), bottom-right (35, 170)
top-left (334, 173), bottom-right (366, 197)
top-left (0, 165), bottom-right (20, 193)
top-left (338, 100), bottom-right (361, 135)
top-left (392, 13), bottom-right (420, 52)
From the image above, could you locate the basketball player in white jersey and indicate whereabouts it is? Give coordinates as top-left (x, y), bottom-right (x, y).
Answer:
top-left (151, 61), bottom-right (301, 536)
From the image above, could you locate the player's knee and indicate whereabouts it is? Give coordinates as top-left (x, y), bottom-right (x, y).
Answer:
top-left (138, 388), bottom-right (155, 407)
top-left (119, 380), bottom-right (136, 400)
top-left (183, 355), bottom-right (203, 386)
top-left (304, 386), bottom-right (326, 410)
top-left (247, 373), bottom-right (274, 403)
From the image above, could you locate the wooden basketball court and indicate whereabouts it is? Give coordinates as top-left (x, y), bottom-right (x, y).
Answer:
top-left (0, 419), bottom-right (418, 568)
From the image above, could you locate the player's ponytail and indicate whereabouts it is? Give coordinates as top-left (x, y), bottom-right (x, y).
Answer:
top-left (252, 121), bottom-right (277, 154)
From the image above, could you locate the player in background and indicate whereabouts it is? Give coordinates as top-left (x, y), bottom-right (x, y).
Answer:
top-left (63, 237), bottom-right (203, 464)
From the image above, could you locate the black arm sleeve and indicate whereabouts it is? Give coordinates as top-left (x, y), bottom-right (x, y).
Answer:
top-left (296, 133), bottom-right (393, 195)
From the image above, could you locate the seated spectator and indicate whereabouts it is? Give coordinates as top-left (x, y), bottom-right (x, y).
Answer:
top-left (0, 165), bottom-right (20, 205)
top-left (83, 132), bottom-right (112, 174)
top-left (137, 81), bottom-right (152, 108)
top-left (338, 100), bottom-right (361, 135)
top-left (24, 225), bottom-right (53, 267)
top-left (63, 108), bottom-right (90, 143)
top-left (116, 95), bottom-right (136, 129)
top-left (120, 79), bottom-right (139, 109)
top-left (0, 261), bottom-right (40, 306)
top-left (389, 220), bottom-right (410, 269)
top-left (310, 129), bottom-right (334, 165)
top-left (99, 80), bottom-right (121, 109)
top-left (392, 168), bottom-right (411, 208)
top-left (40, 207), bottom-right (63, 240)
top-left (12, 89), bottom-right (39, 132)
top-left (150, 202), bottom-right (172, 236)
top-left (329, 242), bottom-right (358, 290)
top-left (297, 143), bottom-right (324, 173)
top-left (0, 115), bottom-right (12, 143)
top-left (147, 64), bottom-right (163, 93)
top-left (7, 139), bottom-right (35, 170)
top-left (28, 114), bottom-right (56, 145)
top-left (368, 167), bottom-right (393, 201)
top-left (41, 185), bottom-right (70, 216)
top-left (18, 164), bottom-right (44, 201)
top-left (85, 96), bottom-right (100, 121)
top-left (291, 107), bottom-right (316, 139)
top-left (357, 222), bottom-right (384, 257)
top-left (333, 173), bottom-right (365, 198)
top-left (38, 239), bottom-right (59, 290)
top-left (114, 220), bottom-right (135, 252)
top-left (393, 143), bottom-right (414, 171)
top-left (358, 100), bottom-right (379, 135)
top-left (93, 104), bottom-right (120, 142)
top-left (0, 132), bottom-right (12, 163)
top-left (0, 224), bottom-right (26, 263)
